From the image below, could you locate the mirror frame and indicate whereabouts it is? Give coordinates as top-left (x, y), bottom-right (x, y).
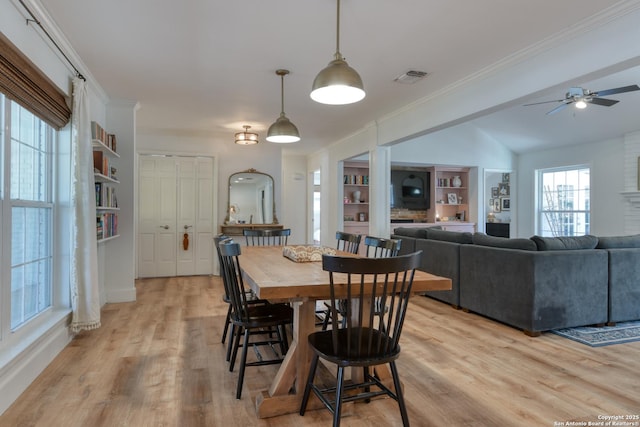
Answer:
top-left (225, 168), bottom-right (279, 225)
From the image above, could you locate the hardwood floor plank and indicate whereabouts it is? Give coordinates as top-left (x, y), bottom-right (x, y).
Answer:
top-left (1, 275), bottom-right (638, 427)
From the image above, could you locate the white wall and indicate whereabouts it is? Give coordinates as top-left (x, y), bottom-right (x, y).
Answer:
top-left (517, 136), bottom-right (626, 238)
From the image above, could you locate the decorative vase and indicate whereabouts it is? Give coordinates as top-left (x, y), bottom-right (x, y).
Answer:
top-left (452, 176), bottom-right (462, 188)
top-left (352, 190), bottom-right (361, 203)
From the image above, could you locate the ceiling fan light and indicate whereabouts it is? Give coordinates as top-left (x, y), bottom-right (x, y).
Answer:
top-left (311, 58), bottom-right (365, 105)
top-left (266, 114), bottom-right (300, 143)
top-left (575, 100), bottom-right (587, 109)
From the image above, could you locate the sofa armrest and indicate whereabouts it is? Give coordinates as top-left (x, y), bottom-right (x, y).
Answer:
top-left (460, 245), bottom-right (608, 333)
top-left (606, 248), bottom-right (640, 323)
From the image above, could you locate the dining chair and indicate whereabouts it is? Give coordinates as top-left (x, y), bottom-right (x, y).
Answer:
top-left (218, 241), bottom-right (293, 399)
top-left (243, 228), bottom-right (291, 246)
top-left (364, 235), bottom-right (402, 258)
top-left (317, 232), bottom-right (362, 329)
top-left (214, 235), bottom-right (269, 361)
top-left (335, 231), bottom-right (361, 254)
top-left (299, 251), bottom-right (423, 427)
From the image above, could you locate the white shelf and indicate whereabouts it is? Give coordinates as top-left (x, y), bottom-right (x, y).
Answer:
top-left (94, 173), bottom-right (119, 184)
top-left (92, 139), bottom-right (120, 158)
top-left (97, 234), bottom-right (120, 244)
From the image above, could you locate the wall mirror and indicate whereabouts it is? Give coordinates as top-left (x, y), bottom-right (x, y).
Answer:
top-left (225, 169), bottom-right (278, 224)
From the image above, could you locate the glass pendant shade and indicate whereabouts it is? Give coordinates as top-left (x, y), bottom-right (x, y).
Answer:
top-left (311, 56), bottom-right (365, 105)
top-left (266, 113), bottom-right (300, 143)
top-left (235, 125), bottom-right (259, 145)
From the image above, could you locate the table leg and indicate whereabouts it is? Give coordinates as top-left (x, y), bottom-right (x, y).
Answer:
top-left (255, 299), bottom-right (320, 418)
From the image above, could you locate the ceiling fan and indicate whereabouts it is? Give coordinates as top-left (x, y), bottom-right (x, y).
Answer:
top-left (524, 84), bottom-right (640, 115)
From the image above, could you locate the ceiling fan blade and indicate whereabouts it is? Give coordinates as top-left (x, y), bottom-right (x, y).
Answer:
top-left (588, 97), bottom-right (619, 107)
top-left (523, 99), bottom-right (564, 106)
top-left (594, 84), bottom-right (640, 97)
top-left (546, 102), bottom-right (571, 115)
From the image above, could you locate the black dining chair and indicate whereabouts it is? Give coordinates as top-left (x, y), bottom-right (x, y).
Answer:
top-left (335, 231), bottom-right (361, 254)
top-left (364, 235), bottom-right (402, 258)
top-left (214, 235), bottom-right (269, 361)
top-left (299, 251), bottom-right (423, 427)
top-left (243, 228), bottom-right (291, 246)
top-left (317, 231), bottom-right (363, 329)
top-left (218, 241), bottom-right (293, 399)
top-left (321, 234), bottom-right (401, 330)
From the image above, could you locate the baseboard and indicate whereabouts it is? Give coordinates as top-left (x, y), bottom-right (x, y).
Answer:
top-left (0, 315), bottom-right (72, 415)
top-left (106, 286), bottom-right (137, 303)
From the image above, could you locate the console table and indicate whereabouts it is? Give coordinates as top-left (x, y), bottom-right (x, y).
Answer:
top-left (220, 223), bottom-right (284, 236)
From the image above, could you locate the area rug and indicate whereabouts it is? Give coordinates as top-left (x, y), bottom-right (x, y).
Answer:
top-left (550, 321), bottom-right (640, 347)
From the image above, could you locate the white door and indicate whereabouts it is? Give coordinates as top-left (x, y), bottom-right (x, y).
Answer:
top-left (138, 155), bottom-right (214, 278)
top-left (176, 157), bottom-right (214, 276)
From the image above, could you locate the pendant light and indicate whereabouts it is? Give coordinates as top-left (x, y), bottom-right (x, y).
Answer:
top-left (267, 69), bottom-right (301, 143)
top-left (311, 0), bottom-right (365, 105)
top-left (235, 125), bottom-right (259, 145)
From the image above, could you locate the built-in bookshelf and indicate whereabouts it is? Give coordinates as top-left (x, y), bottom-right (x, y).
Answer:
top-left (343, 161), bottom-right (369, 245)
top-left (92, 121), bottom-right (120, 242)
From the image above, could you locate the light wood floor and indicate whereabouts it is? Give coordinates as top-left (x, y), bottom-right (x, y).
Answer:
top-left (2, 275), bottom-right (639, 427)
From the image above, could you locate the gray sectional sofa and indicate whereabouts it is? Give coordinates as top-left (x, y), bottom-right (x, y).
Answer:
top-left (392, 227), bottom-right (639, 336)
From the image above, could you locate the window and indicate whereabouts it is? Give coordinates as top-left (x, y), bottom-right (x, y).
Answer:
top-left (2, 95), bottom-right (55, 331)
top-left (537, 166), bottom-right (590, 237)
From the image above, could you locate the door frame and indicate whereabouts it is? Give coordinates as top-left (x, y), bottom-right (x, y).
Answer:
top-left (135, 150), bottom-right (218, 278)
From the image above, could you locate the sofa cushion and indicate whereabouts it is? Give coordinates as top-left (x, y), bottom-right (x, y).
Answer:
top-left (426, 228), bottom-right (473, 244)
top-left (472, 233), bottom-right (537, 251)
top-left (595, 234), bottom-right (640, 249)
top-left (530, 235), bottom-right (598, 251)
top-left (392, 227), bottom-right (429, 239)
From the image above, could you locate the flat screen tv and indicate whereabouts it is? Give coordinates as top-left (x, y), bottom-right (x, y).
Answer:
top-left (390, 170), bottom-right (430, 210)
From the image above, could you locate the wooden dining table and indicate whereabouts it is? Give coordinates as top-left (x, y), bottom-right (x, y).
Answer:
top-left (238, 245), bottom-right (452, 419)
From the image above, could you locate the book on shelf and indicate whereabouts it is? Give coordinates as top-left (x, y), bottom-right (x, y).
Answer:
top-left (95, 183), bottom-right (118, 207)
top-left (91, 121), bottom-right (117, 153)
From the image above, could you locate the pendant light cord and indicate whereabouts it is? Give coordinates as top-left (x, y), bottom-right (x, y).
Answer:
top-left (280, 74), bottom-right (285, 115)
top-left (335, 0), bottom-right (342, 59)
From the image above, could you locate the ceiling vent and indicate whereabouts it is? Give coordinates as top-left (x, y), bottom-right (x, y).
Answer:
top-left (394, 70), bottom-right (428, 84)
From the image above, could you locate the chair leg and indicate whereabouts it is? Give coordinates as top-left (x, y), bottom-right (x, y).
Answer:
top-left (229, 325), bottom-right (242, 372)
top-left (221, 304), bottom-right (232, 344)
top-left (334, 366), bottom-right (345, 427)
top-left (389, 361), bottom-right (410, 427)
top-left (236, 328), bottom-right (251, 399)
top-left (225, 324), bottom-right (235, 362)
top-left (321, 308), bottom-right (331, 331)
top-left (299, 354), bottom-right (320, 416)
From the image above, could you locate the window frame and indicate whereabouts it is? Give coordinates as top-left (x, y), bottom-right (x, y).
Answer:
top-left (536, 164), bottom-right (591, 237)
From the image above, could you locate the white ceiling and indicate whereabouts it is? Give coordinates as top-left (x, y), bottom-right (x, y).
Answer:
top-left (39, 0), bottom-right (640, 155)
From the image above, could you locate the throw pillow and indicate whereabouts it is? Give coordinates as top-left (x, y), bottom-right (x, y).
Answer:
top-left (426, 228), bottom-right (473, 244)
top-left (472, 233), bottom-right (537, 251)
top-left (596, 234), bottom-right (640, 249)
top-left (530, 235), bottom-right (598, 251)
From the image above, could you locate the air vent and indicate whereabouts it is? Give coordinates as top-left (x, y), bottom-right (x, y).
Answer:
top-left (393, 70), bottom-right (428, 84)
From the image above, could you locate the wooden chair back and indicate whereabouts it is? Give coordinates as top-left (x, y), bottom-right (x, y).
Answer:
top-left (243, 228), bottom-right (291, 246)
top-left (364, 235), bottom-right (402, 258)
top-left (335, 231), bottom-right (361, 254)
top-left (321, 251), bottom-right (422, 359)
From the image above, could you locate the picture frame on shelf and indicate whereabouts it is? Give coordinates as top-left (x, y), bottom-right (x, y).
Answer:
top-left (501, 197), bottom-right (511, 211)
top-left (447, 193), bottom-right (458, 204)
top-left (491, 187), bottom-right (499, 198)
top-left (493, 198), bottom-right (501, 212)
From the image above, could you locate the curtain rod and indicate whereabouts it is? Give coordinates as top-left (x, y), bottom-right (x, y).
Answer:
top-left (18, 0), bottom-right (85, 81)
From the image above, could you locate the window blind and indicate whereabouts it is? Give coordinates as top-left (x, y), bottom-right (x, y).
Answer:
top-left (0, 32), bottom-right (71, 130)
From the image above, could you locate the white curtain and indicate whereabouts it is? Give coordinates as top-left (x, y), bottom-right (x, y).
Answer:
top-left (70, 77), bottom-right (101, 333)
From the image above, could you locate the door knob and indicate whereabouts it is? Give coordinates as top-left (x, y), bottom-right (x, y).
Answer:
top-left (184, 225), bottom-right (193, 230)
top-left (160, 225), bottom-right (170, 229)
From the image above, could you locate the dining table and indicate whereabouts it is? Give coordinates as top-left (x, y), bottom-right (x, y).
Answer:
top-left (238, 245), bottom-right (452, 419)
